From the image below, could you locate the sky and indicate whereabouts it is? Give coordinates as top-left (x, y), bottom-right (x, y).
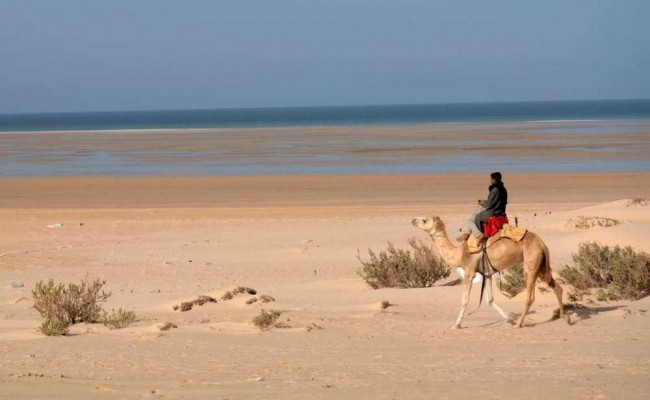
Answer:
top-left (1, 0), bottom-right (649, 114)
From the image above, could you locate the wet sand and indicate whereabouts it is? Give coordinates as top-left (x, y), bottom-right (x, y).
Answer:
top-left (2, 120), bottom-right (650, 176)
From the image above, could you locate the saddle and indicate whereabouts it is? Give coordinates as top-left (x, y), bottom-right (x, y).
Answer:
top-left (467, 223), bottom-right (528, 254)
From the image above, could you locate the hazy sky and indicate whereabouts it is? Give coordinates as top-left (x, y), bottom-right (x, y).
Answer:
top-left (1, 0), bottom-right (649, 114)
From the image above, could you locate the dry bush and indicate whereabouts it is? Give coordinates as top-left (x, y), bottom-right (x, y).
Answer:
top-left (501, 263), bottom-right (526, 298)
top-left (252, 309), bottom-right (283, 330)
top-left (102, 308), bottom-right (137, 330)
top-left (32, 278), bottom-right (111, 336)
top-left (173, 295), bottom-right (217, 312)
top-left (559, 242), bottom-right (650, 301)
top-left (380, 300), bottom-right (391, 310)
top-left (220, 291), bottom-right (234, 301)
top-left (194, 295), bottom-right (217, 306)
top-left (159, 322), bottom-right (178, 331)
top-left (357, 238), bottom-right (450, 289)
top-left (626, 197), bottom-right (648, 207)
top-left (567, 216), bottom-right (620, 230)
top-left (40, 317), bottom-right (71, 336)
top-left (246, 297), bottom-right (258, 305)
top-left (259, 295), bottom-right (275, 303)
top-left (232, 286), bottom-right (257, 295)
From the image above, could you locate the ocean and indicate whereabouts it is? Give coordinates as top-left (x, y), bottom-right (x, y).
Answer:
top-left (1, 99), bottom-right (650, 132)
top-left (1, 100), bottom-right (649, 176)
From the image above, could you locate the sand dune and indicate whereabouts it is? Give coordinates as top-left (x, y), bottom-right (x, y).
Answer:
top-left (1, 176), bottom-right (649, 399)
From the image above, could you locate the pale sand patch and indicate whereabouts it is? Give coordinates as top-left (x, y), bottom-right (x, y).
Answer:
top-left (0, 175), bottom-right (649, 399)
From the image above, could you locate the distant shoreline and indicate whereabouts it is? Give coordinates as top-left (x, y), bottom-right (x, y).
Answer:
top-left (1, 99), bottom-right (649, 132)
top-left (2, 119), bottom-right (649, 177)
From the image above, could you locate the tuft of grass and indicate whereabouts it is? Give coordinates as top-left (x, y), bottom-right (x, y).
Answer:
top-left (220, 291), bottom-right (234, 301)
top-left (174, 295), bottom-right (217, 312)
top-left (567, 216), bottom-right (620, 230)
top-left (380, 300), bottom-right (391, 310)
top-left (102, 308), bottom-right (137, 330)
top-left (32, 278), bottom-right (111, 336)
top-left (194, 295), bottom-right (217, 306)
top-left (626, 197), bottom-right (648, 207)
top-left (246, 297), bottom-right (258, 305)
top-left (252, 309), bottom-right (283, 330)
top-left (501, 263), bottom-right (526, 298)
top-left (357, 238), bottom-right (450, 289)
top-left (232, 286), bottom-right (257, 295)
top-left (559, 242), bottom-right (650, 301)
top-left (259, 295), bottom-right (275, 303)
top-left (159, 322), bottom-right (178, 331)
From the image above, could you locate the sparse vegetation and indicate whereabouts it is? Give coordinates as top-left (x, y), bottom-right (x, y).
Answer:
top-left (567, 216), bottom-right (621, 230)
top-left (501, 263), bottom-right (526, 298)
top-left (159, 322), bottom-right (178, 331)
top-left (380, 300), bottom-right (391, 310)
top-left (102, 308), bottom-right (137, 330)
top-left (173, 295), bottom-right (217, 312)
top-left (246, 297), bottom-right (258, 305)
top-left (232, 286), bottom-right (257, 295)
top-left (559, 242), bottom-right (650, 301)
top-left (252, 309), bottom-right (284, 330)
top-left (259, 295), bottom-right (275, 303)
top-left (32, 278), bottom-right (111, 336)
top-left (220, 291), bottom-right (234, 301)
top-left (626, 197), bottom-right (648, 207)
top-left (357, 238), bottom-right (450, 289)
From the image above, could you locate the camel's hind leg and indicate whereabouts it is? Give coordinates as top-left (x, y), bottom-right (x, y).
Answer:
top-left (538, 245), bottom-right (571, 324)
top-left (515, 269), bottom-right (538, 328)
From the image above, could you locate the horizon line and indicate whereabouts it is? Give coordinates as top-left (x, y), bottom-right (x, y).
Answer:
top-left (2, 97), bottom-right (650, 117)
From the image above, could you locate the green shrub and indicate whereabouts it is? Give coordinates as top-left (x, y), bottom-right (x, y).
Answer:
top-left (559, 242), bottom-right (650, 301)
top-left (358, 238), bottom-right (450, 289)
top-left (32, 278), bottom-right (111, 336)
top-left (102, 308), bottom-right (137, 330)
top-left (501, 263), bottom-right (526, 298)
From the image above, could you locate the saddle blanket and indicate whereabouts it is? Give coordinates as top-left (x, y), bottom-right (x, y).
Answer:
top-left (467, 224), bottom-right (527, 253)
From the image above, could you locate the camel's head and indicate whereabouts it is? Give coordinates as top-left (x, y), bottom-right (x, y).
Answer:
top-left (411, 215), bottom-right (443, 233)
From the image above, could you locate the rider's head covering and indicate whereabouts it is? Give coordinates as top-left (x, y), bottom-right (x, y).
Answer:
top-left (490, 172), bottom-right (502, 182)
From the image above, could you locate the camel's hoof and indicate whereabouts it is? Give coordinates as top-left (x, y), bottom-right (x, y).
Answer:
top-left (564, 315), bottom-right (572, 325)
top-left (451, 324), bottom-right (462, 330)
top-left (512, 324), bottom-right (523, 329)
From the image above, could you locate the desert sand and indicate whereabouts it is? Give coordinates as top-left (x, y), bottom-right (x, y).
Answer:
top-left (1, 173), bottom-right (650, 399)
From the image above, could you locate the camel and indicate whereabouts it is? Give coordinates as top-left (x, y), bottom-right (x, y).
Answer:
top-left (411, 216), bottom-right (570, 329)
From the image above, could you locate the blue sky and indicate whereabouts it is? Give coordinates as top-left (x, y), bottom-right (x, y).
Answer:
top-left (1, 0), bottom-right (649, 113)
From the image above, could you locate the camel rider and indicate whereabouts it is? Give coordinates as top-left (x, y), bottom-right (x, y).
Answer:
top-left (457, 172), bottom-right (508, 243)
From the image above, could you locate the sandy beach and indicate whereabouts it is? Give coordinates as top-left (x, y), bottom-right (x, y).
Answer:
top-left (1, 172), bottom-right (649, 399)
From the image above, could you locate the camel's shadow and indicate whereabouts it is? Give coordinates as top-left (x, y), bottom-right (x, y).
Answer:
top-left (475, 305), bottom-right (625, 328)
top-left (561, 304), bottom-right (625, 324)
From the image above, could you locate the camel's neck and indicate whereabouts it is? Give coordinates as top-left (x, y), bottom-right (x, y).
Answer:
top-left (428, 224), bottom-right (462, 266)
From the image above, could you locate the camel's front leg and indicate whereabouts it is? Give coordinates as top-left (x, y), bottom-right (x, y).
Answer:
top-left (452, 272), bottom-right (475, 329)
top-left (485, 275), bottom-right (509, 320)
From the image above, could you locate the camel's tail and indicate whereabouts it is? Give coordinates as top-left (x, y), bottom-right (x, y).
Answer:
top-left (538, 242), bottom-right (555, 287)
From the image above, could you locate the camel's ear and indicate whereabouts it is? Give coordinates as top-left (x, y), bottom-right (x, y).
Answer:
top-left (432, 215), bottom-right (440, 222)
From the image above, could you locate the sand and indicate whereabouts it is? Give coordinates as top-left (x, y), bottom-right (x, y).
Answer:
top-left (1, 173), bottom-right (650, 399)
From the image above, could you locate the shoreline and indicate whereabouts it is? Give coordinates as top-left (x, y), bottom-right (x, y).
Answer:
top-left (1, 117), bottom-right (650, 135)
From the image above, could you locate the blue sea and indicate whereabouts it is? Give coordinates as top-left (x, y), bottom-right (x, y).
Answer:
top-left (1, 100), bottom-right (649, 176)
top-left (1, 99), bottom-right (650, 132)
